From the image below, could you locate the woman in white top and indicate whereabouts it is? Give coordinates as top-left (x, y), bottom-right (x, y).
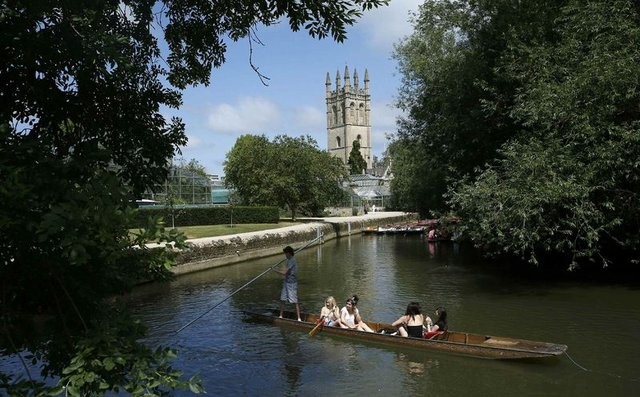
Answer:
top-left (319, 296), bottom-right (341, 327)
top-left (340, 295), bottom-right (374, 332)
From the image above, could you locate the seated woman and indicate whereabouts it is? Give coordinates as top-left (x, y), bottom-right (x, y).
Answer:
top-left (340, 295), bottom-right (374, 332)
top-left (424, 306), bottom-right (448, 339)
top-left (391, 302), bottom-right (425, 338)
top-left (319, 296), bottom-right (341, 327)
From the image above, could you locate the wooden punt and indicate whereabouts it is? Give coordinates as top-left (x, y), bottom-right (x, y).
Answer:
top-left (243, 309), bottom-right (567, 360)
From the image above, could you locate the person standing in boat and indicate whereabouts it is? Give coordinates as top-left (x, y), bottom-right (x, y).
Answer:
top-left (340, 295), bottom-right (374, 332)
top-left (277, 246), bottom-right (301, 321)
top-left (391, 302), bottom-right (425, 338)
top-left (319, 296), bottom-right (341, 327)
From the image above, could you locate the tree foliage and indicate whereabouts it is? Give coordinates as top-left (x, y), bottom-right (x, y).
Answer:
top-left (224, 134), bottom-right (348, 219)
top-left (392, 0), bottom-right (562, 213)
top-left (0, 0), bottom-right (387, 394)
top-left (393, 0), bottom-right (640, 270)
top-left (347, 140), bottom-right (368, 175)
top-left (176, 158), bottom-right (209, 179)
top-left (388, 137), bottom-right (445, 215)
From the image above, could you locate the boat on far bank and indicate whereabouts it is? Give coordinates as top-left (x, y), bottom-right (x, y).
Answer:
top-left (243, 309), bottom-right (568, 360)
top-left (363, 225), bottom-right (426, 235)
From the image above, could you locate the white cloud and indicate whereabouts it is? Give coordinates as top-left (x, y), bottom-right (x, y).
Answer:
top-left (370, 101), bottom-right (404, 156)
top-left (185, 135), bottom-right (203, 149)
top-left (206, 96), bottom-right (281, 134)
top-left (371, 101), bottom-right (400, 132)
top-left (293, 105), bottom-right (324, 130)
top-left (359, 0), bottom-right (421, 51)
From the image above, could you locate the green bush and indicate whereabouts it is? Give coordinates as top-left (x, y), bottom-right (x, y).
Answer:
top-left (133, 205), bottom-right (279, 228)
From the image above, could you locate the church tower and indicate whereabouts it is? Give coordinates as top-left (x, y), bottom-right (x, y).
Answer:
top-left (326, 66), bottom-right (372, 170)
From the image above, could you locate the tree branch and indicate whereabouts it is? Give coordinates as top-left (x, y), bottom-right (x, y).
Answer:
top-left (248, 26), bottom-right (270, 86)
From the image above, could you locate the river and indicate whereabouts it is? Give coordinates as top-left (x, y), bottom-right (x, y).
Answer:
top-left (127, 234), bottom-right (640, 396)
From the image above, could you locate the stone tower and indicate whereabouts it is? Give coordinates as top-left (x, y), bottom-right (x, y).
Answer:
top-left (326, 66), bottom-right (372, 170)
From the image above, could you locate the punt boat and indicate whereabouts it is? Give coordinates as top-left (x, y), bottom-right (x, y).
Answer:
top-left (243, 309), bottom-right (568, 360)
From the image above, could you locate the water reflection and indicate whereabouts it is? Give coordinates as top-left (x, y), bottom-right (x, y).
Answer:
top-left (122, 235), bottom-right (640, 396)
top-left (279, 329), bottom-right (302, 392)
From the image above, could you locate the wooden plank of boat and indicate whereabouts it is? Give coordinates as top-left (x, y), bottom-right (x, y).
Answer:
top-left (243, 309), bottom-right (568, 360)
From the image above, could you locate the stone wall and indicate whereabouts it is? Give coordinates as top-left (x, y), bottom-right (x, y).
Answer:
top-left (173, 212), bottom-right (416, 275)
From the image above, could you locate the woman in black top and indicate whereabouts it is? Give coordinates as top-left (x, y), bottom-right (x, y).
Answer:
top-left (391, 302), bottom-right (425, 338)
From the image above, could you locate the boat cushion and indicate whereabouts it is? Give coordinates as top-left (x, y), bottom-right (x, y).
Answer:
top-left (423, 330), bottom-right (445, 340)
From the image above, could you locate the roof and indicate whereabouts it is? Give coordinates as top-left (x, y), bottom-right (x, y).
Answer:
top-left (352, 185), bottom-right (391, 198)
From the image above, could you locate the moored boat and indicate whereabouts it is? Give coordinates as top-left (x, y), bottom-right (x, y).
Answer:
top-left (243, 309), bottom-right (568, 360)
top-left (366, 225), bottom-right (426, 235)
top-left (362, 226), bottom-right (379, 234)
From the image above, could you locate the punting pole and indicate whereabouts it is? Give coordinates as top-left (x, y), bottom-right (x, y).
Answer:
top-left (174, 233), bottom-right (324, 334)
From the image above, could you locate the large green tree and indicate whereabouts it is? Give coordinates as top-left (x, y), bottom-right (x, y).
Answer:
top-left (449, 0), bottom-right (640, 270)
top-left (224, 134), bottom-right (348, 219)
top-left (0, 0), bottom-right (387, 395)
top-left (392, 0), bottom-right (562, 213)
top-left (393, 0), bottom-right (640, 270)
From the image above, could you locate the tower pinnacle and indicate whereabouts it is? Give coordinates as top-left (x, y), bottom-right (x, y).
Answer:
top-left (364, 69), bottom-right (369, 92)
top-left (344, 66), bottom-right (351, 89)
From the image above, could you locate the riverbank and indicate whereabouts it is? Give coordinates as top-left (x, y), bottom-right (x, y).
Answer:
top-left (173, 211), bottom-right (416, 274)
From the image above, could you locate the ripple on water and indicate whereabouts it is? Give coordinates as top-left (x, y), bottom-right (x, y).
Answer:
top-left (124, 236), bottom-right (640, 396)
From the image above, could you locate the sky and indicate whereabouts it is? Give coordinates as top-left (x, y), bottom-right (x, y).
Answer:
top-left (164, 0), bottom-right (422, 176)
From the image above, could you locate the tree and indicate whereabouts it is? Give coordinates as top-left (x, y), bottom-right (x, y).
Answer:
top-left (388, 137), bottom-right (445, 215)
top-left (181, 158), bottom-right (209, 179)
top-left (391, 0), bottom-right (563, 213)
top-left (347, 140), bottom-right (367, 174)
top-left (224, 135), bottom-right (348, 219)
top-left (449, 0), bottom-right (640, 270)
top-left (0, 0), bottom-right (388, 394)
top-left (394, 0), bottom-right (640, 270)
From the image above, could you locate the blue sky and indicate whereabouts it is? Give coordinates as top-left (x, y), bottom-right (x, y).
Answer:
top-left (164, 1), bottom-right (421, 175)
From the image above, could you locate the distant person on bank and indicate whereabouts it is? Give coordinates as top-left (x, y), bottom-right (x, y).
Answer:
top-left (278, 245), bottom-right (301, 321)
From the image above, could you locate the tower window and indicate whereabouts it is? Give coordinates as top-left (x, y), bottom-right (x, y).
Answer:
top-left (336, 136), bottom-right (341, 148)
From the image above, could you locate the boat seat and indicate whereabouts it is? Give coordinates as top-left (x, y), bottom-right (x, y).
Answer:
top-left (423, 330), bottom-right (445, 340)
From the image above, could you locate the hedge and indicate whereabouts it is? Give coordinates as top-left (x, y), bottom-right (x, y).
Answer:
top-left (132, 205), bottom-right (280, 228)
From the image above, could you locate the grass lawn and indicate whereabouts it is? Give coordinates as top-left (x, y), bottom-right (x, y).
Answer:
top-left (175, 222), bottom-right (299, 239)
